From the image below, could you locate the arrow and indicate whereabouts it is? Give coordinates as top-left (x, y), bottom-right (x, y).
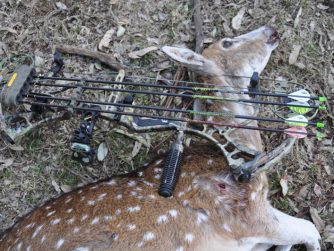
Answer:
top-left (20, 99), bottom-right (322, 139)
top-left (35, 76), bottom-right (327, 102)
top-left (25, 93), bottom-right (325, 128)
top-left (32, 82), bottom-right (326, 111)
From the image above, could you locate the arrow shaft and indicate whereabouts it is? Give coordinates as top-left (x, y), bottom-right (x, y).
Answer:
top-left (36, 76), bottom-right (320, 100)
top-left (26, 93), bottom-right (318, 127)
top-left (20, 99), bottom-right (316, 137)
top-left (32, 82), bottom-right (320, 109)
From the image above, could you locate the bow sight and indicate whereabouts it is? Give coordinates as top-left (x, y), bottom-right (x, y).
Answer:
top-left (0, 64), bottom-right (327, 197)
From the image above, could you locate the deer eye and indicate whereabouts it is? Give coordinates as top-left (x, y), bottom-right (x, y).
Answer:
top-left (222, 40), bottom-right (233, 48)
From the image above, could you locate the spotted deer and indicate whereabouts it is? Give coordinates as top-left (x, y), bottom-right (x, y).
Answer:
top-left (0, 26), bottom-right (320, 251)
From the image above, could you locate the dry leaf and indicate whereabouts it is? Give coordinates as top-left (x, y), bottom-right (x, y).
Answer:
top-left (98, 28), bottom-right (115, 50)
top-left (313, 183), bottom-right (322, 197)
top-left (97, 142), bottom-right (108, 161)
top-left (51, 177), bottom-right (61, 193)
top-left (288, 44), bottom-right (302, 65)
top-left (128, 46), bottom-right (158, 59)
top-left (324, 226), bottom-right (334, 243)
top-left (61, 184), bottom-right (72, 193)
top-left (55, 2), bottom-right (68, 10)
top-left (279, 176), bottom-right (289, 196)
top-left (8, 144), bottom-right (24, 151)
top-left (131, 141), bottom-right (142, 158)
top-left (0, 27), bottom-right (17, 34)
top-left (0, 42), bottom-right (7, 55)
top-left (309, 207), bottom-right (325, 231)
top-left (116, 26), bottom-right (126, 37)
top-left (294, 7), bottom-right (302, 28)
top-left (232, 7), bottom-right (246, 30)
top-left (317, 3), bottom-right (329, 10)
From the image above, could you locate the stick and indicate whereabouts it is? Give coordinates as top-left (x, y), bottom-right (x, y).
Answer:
top-left (55, 45), bottom-right (124, 71)
top-left (192, 0), bottom-right (204, 54)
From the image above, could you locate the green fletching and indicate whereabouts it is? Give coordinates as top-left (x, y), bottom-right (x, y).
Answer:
top-left (319, 97), bottom-right (327, 102)
top-left (286, 121), bottom-right (308, 127)
top-left (319, 105), bottom-right (326, 110)
top-left (316, 122), bottom-right (325, 128)
top-left (289, 105), bottom-right (310, 115)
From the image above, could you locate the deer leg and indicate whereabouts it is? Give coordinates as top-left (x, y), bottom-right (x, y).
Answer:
top-left (267, 208), bottom-right (321, 251)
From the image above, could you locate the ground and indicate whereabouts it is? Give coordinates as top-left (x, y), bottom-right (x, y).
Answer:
top-left (0, 0), bottom-right (333, 250)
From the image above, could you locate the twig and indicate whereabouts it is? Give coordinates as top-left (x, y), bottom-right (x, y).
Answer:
top-left (191, 0), bottom-right (204, 54)
top-left (55, 45), bottom-right (124, 71)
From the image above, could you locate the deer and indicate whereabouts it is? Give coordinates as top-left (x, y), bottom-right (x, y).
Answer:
top-left (0, 26), bottom-right (321, 251)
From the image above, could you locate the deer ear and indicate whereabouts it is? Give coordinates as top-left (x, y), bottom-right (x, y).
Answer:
top-left (161, 46), bottom-right (221, 76)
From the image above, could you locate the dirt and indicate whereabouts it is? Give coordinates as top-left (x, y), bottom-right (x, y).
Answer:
top-left (0, 0), bottom-right (333, 250)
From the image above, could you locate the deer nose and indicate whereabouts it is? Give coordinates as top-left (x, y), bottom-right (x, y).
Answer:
top-left (264, 26), bottom-right (280, 45)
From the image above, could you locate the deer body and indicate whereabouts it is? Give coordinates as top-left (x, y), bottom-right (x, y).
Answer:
top-left (0, 26), bottom-right (320, 251)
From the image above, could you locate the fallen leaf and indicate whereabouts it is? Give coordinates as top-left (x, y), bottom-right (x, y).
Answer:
top-left (8, 144), bottom-right (24, 151)
top-left (317, 3), bottom-right (329, 10)
top-left (61, 184), bottom-right (72, 193)
top-left (55, 2), bottom-right (68, 10)
top-left (97, 142), bottom-right (108, 161)
top-left (0, 158), bottom-right (14, 170)
top-left (116, 26), bottom-right (126, 37)
top-left (324, 226), bottom-right (334, 243)
top-left (309, 207), bottom-right (325, 231)
top-left (51, 177), bottom-right (61, 193)
top-left (279, 176), bottom-right (289, 196)
top-left (128, 46), bottom-right (158, 59)
top-left (232, 7), bottom-right (246, 30)
top-left (294, 7), bottom-right (302, 28)
top-left (288, 44), bottom-right (302, 65)
top-left (313, 183), bottom-right (322, 197)
top-left (131, 141), bottom-right (142, 158)
top-left (98, 28), bottom-right (115, 50)
top-left (0, 27), bottom-right (17, 34)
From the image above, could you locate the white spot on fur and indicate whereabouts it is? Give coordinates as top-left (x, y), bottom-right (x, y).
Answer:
top-left (155, 159), bottom-right (163, 166)
top-left (98, 193), bottom-right (107, 201)
top-left (116, 194), bottom-right (123, 200)
top-left (127, 224), bottom-right (136, 230)
top-left (90, 185), bottom-right (98, 190)
top-left (41, 235), bottom-right (46, 243)
top-left (66, 208), bottom-right (73, 213)
top-left (138, 171), bottom-right (143, 177)
top-left (104, 215), bottom-right (113, 221)
top-left (154, 168), bottom-right (162, 173)
top-left (185, 233), bottom-right (194, 243)
top-left (67, 218), bottom-right (75, 224)
top-left (128, 181), bottom-right (137, 187)
top-left (181, 172), bottom-right (187, 177)
top-left (74, 248), bottom-right (90, 251)
top-left (178, 191), bottom-right (185, 197)
top-left (143, 232), bottom-right (155, 241)
top-left (176, 247), bottom-right (184, 251)
top-left (106, 179), bottom-right (116, 186)
top-left (115, 209), bottom-right (121, 215)
top-left (196, 212), bottom-right (209, 225)
top-left (251, 192), bottom-right (257, 201)
top-left (148, 194), bottom-right (156, 199)
top-left (51, 218), bottom-right (61, 225)
top-left (157, 215), bottom-right (168, 224)
top-left (81, 215), bottom-right (88, 221)
top-left (80, 196), bottom-right (85, 201)
top-left (65, 197), bottom-right (72, 204)
top-left (182, 200), bottom-right (189, 206)
top-left (17, 242), bottom-right (22, 250)
top-left (223, 224), bottom-right (232, 232)
top-left (47, 211), bottom-right (56, 217)
top-left (91, 217), bottom-right (99, 224)
top-left (73, 227), bottom-right (80, 233)
top-left (154, 174), bottom-right (161, 180)
top-left (56, 239), bottom-right (64, 249)
top-left (25, 222), bottom-right (35, 229)
top-left (27, 246), bottom-right (31, 251)
top-left (137, 242), bottom-right (144, 247)
top-left (32, 224), bottom-right (44, 239)
top-left (45, 206), bottom-right (51, 210)
top-left (130, 191), bottom-right (138, 197)
top-left (87, 200), bottom-right (95, 206)
top-left (207, 159), bottom-right (214, 165)
top-left (143, 180), bottom-right (154, 187)
top-left (127, 206), bottom-right (141, 213)
top-left (169, 209), bottom-right (178, 218)
top-left (77, 189), bottom-right (83, 194)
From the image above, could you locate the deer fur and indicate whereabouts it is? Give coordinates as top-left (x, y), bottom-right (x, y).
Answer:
top-left (0, 26), bottom-right (320, 251)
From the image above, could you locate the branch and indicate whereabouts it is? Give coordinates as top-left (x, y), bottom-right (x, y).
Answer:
top-left (191, 0), bottom-right (204, 54)
top-left (55, 45), bottom-right (124, 71)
